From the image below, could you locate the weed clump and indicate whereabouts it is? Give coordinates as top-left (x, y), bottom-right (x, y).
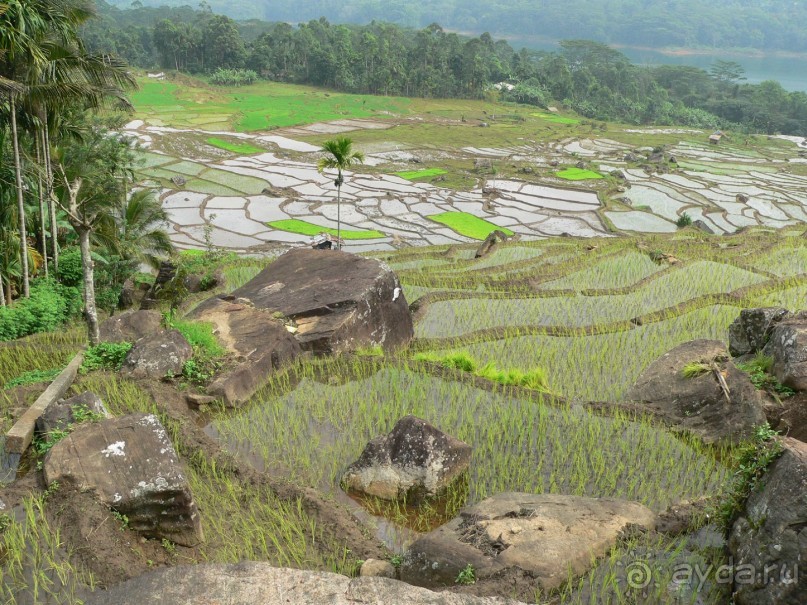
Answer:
top-left (736, 353), bottom-right (795, 397)
top-left (414, 351), bottom-right (550, 392)
top-left (713, 423), bottom-right (783, 530)
top-left (81, 342), bottom-right (133, 374)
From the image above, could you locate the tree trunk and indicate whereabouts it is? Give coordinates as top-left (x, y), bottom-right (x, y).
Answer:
top-left (336, 169), bottom-right (342, 250)
top-left (35, 130), bottom-right (48, 277)
top-left (9, 96), bottom-right (30, 298)
top-left (78, 226), bottom-right (99, 345)
top-left (44, 120), bottom-right (59, 273)
top-left (0, 277), bottom-right (6, 307)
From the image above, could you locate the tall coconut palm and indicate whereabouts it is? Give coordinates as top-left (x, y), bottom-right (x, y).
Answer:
top-left (317, 136), bottom-right (364, 249)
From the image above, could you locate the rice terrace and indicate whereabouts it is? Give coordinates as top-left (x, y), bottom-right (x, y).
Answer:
top-left (3, 65), bottom-right (807, 605)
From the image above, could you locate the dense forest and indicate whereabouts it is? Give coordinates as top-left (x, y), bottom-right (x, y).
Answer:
top-left (84, 4), bottom-right (807, 135)
top-left (101, 0), bottom-right (807, 54)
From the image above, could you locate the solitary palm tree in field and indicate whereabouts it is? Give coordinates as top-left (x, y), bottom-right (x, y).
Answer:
top-left (317, 136), bottom-right (364, 249)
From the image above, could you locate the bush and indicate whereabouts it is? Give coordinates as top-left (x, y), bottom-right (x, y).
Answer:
top-left (58, 247), bottom-right (137, 313)
top-left (676, 213), bottom-right (693, 228)
top-left (0, 280), bottom-right (81, 341)
top-left (81, 342), bottom-right (133, 374)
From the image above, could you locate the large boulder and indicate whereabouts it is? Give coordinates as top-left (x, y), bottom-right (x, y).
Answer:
top-left (729, 307), bottom-right (790, 357)
top-left (98, 310), bottom-right (163, 344)
top-left (188, 297), bottom-right (302, 406)
top-left (401, 493), bottom-right (656, 591)
top-left (120, 329), bottom-right (193, 379)
top-left (43, 413), bottom-right (202, 547)
top-left (728, 437), bottom-right (805, 605)
top-left (228, 248), bottom-right (413, 355)
top-left (765, 313), bottom-right (807, 391)
top-left (625, 339), bottom-right (767, 443)
top-left (85, 563), bottom-right (526, 605)
top-left (342, 415), bottom-right (472, 501)
top-left (35, 391), bottom-right (110, 436)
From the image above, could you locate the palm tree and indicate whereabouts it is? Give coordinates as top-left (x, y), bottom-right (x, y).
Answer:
top-left (317, 136), bottom-right (364, 249)
top-left (96, 188), bottom-right (175, 269)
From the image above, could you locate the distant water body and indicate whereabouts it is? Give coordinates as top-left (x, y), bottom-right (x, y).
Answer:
top-left (485, 32), bottom-right (807, 92)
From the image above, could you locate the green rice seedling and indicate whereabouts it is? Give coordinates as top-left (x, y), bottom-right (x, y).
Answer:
top-left (427, 212), bottom-right (514, 240)
top-left (212, 363), bottom-right (729, 523)
top-left (206, 137), bottom-right (264, 155)
top-left (0, 494), bottom-right (97, 604)
top-left (268, 219), bottom-right (385, 240)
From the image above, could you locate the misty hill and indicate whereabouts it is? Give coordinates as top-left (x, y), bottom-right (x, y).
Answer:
top-left (103, 0), bottom-right (807, 53)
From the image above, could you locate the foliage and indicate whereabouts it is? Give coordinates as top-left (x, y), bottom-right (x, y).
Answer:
top-left (676, 213), bottom-right (693, 228)
top-left (80, 342), bottom-right (133, 374)
top-left (428, 212), bottom-right (514, 240)
top-left (455, 564), bottom-right (476, 585)
top-left (714, 423), bottom-right (783, 530)
top-left (4, 367), bottom-right (63, 389)
top-left (83, 4), bottom-right (807, 135)
top-left (736, 354), bottom-right (795, 397)
top-left (0, 280), bottom-right (81, 341)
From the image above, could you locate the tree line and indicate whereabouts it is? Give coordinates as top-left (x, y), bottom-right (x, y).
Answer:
top-left (84, 5), bottom-right (807, 135)
top-left (100, 0), bottom-right (807, 54)
top-left (1, 0), bottom-right (173, 344)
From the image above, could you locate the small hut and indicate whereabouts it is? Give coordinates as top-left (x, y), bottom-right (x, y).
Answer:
top-left (709, 131), bottom-right (723, 145)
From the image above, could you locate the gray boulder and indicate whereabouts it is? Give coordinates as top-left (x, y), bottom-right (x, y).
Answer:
top-left (229, 248), bottom-right (413, 355)
top-left (36, 391), bottom-right (110, 436)
top-left (625, 339), bottom-right (767, 443)
top-left (728, 307), bottom-right (789, 357)
top-left (84, 563), bottom-right (525, 605)
top-left (120, 329), bottom-right (193, 379)
top-left (43, 413), bottom-right (202, 546)
top-left (728, 437), bottom-right (805, 605)
top-left (98, 310), bottom-right (163, 344)
top-left (342, 415), bottom-right (472, 501)
top-left (765, 313), bottom-right (807, 391)
top-left (401, 493), bottom-right (656, 591)
top-left (188, 297), bottom-right (302, 406)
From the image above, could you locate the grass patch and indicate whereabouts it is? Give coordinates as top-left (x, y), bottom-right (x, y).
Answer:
top-left (268, 219), bottom-right (385, 240)
top-left (428, 212), bottom-right (514, 240)
top-left (394, 168), bottom-right (447, 180)
top-left (206, 137), bottom-right (264, 155)
top-left (80, 342), bottom-right (133, 374)
top-left (555, 167), bottom-right (604, 180)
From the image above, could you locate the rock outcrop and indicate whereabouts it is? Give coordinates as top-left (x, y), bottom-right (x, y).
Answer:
top-left (36, 391), bottom-right (110, 436)
top-left (188, 297), bottom-right (302, 406)
top-left (728, 437), bottom-right (806, 605)
top-left (765, 313), bottom-right (807, 391)
top-left (401, 493), bottom-right (656, 591)
top-left (85, 563), bottom-right (526, 605)
top-left (98, 310), bottom-right (162, 344)
top-left (228, 248), bottom-right (413, 354)
top-left (342, 415), bottom-right (472, 501)
top-left (728, 307), bottom-right (789, 357)
top-left (625, 339), bottom-right (767, 443)
top-left (120, 329), bottom-right (193, 379)
top-left (44, 413), bottom-right (202, 546)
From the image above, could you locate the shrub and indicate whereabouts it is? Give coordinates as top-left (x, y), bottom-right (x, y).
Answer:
top-left (736, 354), bottom-right (795, 397)
top-left (676, 213), bottom-right (693, 228)
top-left (81, 342), bottom-right (133, 374)
top-left (0, 280), bottom-right (80, 341)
